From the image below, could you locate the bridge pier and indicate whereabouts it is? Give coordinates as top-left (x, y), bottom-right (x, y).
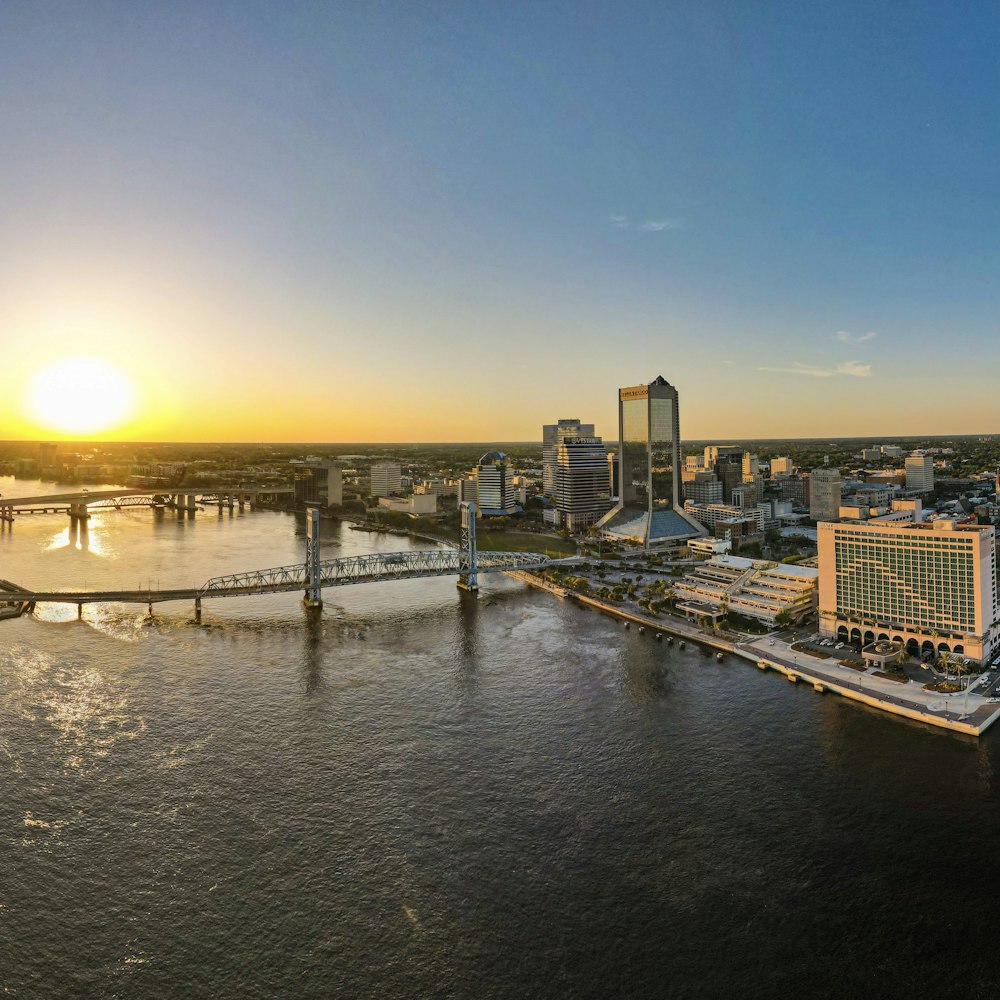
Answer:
top-left (194, 597), bottom-right (202, 623)
top-left (77, 603), bottom-right (83, 619)
top-left (457, 501), bottom-right (479, 593)
top-left (186, 494), bottom-right (196, 515)
top-left (304, 507), bottom-right (323, 608)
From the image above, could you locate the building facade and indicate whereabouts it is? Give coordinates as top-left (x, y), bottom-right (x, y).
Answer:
top-left (598, 376), bottom-right (704, 546)
top-left (810, 467), bottom-right (842, 522)
top-left (476, 452), bottom-right (518, 516)
top-left (905, 452), bottom-right (934, 493)
top-left (370, 463), bottom-right (403, 497)
top-left (542, 419), bottom-right (595, 495)
top-left (550, 436), bottom-right (613, 532)
top-left (683, 470), bottom-right (724, 505)
top-left (818, 519), bottom-right (999, 663)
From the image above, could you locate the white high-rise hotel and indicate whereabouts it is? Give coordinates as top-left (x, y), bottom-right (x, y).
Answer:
top-left (818, 518), bottom-right (999, 663)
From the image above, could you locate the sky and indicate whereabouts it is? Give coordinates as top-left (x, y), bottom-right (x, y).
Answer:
top-left (0, 0), bottom-right (997, 443)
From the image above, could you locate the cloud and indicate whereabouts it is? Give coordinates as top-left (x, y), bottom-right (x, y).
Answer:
top-left (608, 215), bottom-right (682, 232)
top-left (835, 330), bottom-right (877, 343)
top-left (757, 360), bottom-right (873, 378)
top-left (637, 218), bottom-right (681, 232)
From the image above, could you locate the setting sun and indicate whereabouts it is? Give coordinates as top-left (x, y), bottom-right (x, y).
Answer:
top-left (25, 356), bottom-right (136, 436)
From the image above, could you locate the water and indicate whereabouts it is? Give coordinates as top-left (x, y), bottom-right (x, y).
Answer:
top-left (2, 477), bottom-right (1000, 998)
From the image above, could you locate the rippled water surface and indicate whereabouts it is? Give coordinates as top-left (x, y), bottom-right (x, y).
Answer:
top-left (2, 477), bottom-right (1000, 999)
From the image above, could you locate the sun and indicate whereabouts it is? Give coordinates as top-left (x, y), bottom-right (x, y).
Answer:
top-left (26, 357), bottom-right (136, 436)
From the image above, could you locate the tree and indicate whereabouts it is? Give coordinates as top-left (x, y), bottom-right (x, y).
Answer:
top-left (774, 609), bottom-right (793, 628)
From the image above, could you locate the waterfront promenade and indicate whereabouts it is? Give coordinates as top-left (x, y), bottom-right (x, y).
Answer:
top-left (516, 572), bottom-right (1000, 737)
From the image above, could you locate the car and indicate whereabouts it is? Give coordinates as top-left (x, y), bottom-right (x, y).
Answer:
top-left (835, 643), bottom-right (844, 650)
top-left (769, 640), bottom-right (776, 646)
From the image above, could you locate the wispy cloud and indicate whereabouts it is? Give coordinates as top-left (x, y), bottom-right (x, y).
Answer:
top-left (637, 218), bottom-right (681, 232)
top-left (835, 330), bottom-right (877, 344)
top-left (757, 360), bottom-right (873, 378)
top-left (608, 215), bottom-right (682, 232)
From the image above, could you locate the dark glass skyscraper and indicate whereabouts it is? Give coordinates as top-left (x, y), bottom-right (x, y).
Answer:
top-left (599, 376), bottom-right (704, 547)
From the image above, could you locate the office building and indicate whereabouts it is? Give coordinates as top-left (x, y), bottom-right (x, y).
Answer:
top-left (818, 519), bottom-right (998, 663)
top-left (742, 453), bottom-right (760, 478)
top-left (905, 452), bottom-right (934, 493)
top-left (770, 456), bottom-right (793, 477)
top-left (714, 451), bottom-right (745, 504)
top-left (293, 462), bottom-right (342, 507)
top-left (598, 376), bottom-right (705, 546)
top-left (548, 436), bottom-right (613, 532)
top-left (542, 419), bottom-right (595, 495)
top-left (732, 475), bottom-right (764, 510)
top-left (704, 444), bottom-right (744, 467)
top-left (778, 475), bottom-right (810, 505)
top-left (684, 501), bottom-right (765, 535)
top-left (476, 452), bottom-right (518, 516)
top-left (370, 463), bottom-right (402, 497)
top-left (684, 471), bottom-right (723, 505)
top-left (39, 442), bottom-right (59, 473)
top-left (378, 493), bottom-right (437, 516)
top-left (810, 468), bottom-right (842, 522)
top-left (674, 555), bottom-right (819, 627)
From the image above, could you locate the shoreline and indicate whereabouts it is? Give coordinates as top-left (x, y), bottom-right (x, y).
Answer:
top-left (513, 571), bottom-right (1000, 738)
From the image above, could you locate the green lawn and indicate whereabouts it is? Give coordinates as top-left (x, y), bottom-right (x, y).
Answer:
top-left (475, 530), bottom-right (577, 557)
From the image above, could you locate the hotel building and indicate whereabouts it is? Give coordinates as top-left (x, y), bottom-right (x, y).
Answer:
top-left (817, 518), bottom-right (999, 663)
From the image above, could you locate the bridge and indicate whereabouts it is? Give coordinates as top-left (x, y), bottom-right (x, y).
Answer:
top-left (0, 486), bottom-right (295, 522)
top-left (0, 503), bottom-right (573, 620)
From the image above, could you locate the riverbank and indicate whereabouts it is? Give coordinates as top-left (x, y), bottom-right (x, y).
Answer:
top-left (514, 571), bottom-right (1000, 737)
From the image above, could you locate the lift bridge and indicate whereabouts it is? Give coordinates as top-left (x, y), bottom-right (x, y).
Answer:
top-left (0, 503), bottom-right (571, 620)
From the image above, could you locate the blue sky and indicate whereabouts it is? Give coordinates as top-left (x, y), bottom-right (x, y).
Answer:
top-left (0, 1), bottom-right (997, 441)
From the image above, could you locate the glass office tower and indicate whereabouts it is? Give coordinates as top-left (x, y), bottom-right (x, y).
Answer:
top-left (599, 376), bottom-right (704, 547)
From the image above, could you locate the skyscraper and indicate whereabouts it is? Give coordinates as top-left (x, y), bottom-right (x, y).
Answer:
top-left (810, 467), bottom-right (842, 522)
top-left (542, 419), bottom-right (595, 495)
top-left (598, 376), bottom-right (704, 547)
top-left (548, 435), bottom-right (612, 532)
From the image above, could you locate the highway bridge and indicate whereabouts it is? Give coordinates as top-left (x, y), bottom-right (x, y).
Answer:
top-left (0, 486), bottom-right (295, 522)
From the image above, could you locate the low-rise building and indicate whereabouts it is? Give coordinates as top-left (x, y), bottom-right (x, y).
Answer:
top-left (674, 555), bottom-right (819, 626)
top-left (378, 493), bottom-right (437, 516)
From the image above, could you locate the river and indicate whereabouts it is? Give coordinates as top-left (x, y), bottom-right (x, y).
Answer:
top-left (1, 477), bottom-right (998, 998)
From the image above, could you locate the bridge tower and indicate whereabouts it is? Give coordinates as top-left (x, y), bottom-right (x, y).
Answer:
top-left (304, 506), bottom-right (323, 608)
top-left (458, 501), bottom-right (478, 592)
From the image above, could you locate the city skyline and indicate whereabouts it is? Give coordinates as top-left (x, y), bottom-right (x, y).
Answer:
top-left (2, 2), bottom-right (997, 442)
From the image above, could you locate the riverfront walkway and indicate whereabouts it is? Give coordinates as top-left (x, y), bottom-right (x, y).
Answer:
top-left (516, 572), bottom-right (1000, 738)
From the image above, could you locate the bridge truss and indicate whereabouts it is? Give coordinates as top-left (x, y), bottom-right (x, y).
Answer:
top-left (199, 547), bottom-right (553, 599)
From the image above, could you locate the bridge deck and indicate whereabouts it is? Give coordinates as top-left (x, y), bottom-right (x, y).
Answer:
top-left (1, 549), bottom-right (572, 606)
